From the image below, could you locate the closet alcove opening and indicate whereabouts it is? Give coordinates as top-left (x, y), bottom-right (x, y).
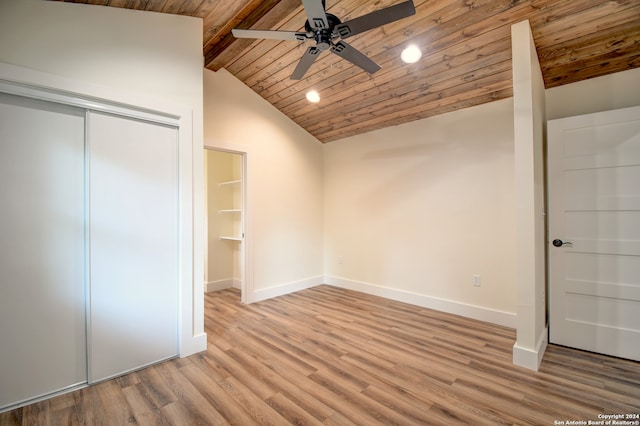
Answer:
top-left (204, 148), bottom-right (246, 301)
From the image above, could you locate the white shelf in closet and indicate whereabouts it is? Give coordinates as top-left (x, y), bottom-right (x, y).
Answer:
top-left (218, 179), bottom-right (241, 187)
top-left (219, 236), bottom-right (242, 241)
top-left (218, 209), bottom-right (241, 214)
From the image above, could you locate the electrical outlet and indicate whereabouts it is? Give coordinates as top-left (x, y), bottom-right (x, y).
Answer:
top-left (473, 274), bottom-right (481, 286)
top-left (338, 256), bottom-right (343, 265)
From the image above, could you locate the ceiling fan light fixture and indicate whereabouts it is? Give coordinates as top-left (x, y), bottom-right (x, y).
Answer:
top-left (401, 44), bottom-right (422, 64)
top-left (306, 90), bottom-right (321, 103)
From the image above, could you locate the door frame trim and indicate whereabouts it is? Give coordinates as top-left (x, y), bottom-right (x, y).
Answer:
top-left (204, 141), bottom-right (252, 304)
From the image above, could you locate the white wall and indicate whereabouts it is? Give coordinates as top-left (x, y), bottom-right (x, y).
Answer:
top-left (324, 98), bottom-right (517, 327)
top-left (0, 0), bottom-right (206, 357)
top-left (203, 68), bottom-right (324, 302)
top-left (322, 64), bottom-right (639, 366)
top-left (547, 67), bottom-right (640, 119)
top-left (0, 1), bottom-right (203, 108)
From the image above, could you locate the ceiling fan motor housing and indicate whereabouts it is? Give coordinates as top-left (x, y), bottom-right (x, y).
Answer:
top-left (305, 13), bottom-right (341, 50)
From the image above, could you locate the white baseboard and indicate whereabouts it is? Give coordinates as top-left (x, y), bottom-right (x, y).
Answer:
top-left (512, 327), bottom-right (548, 371)
top-left (324, 275), bottom-right (516, 329)
top-left (205, 278), bottom-right (239, 293)
top-left (247, 275), bottom-right (324, 303)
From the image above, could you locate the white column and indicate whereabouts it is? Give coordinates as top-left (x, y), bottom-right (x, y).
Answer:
top-left (511, 20), bottom-right (548, 370)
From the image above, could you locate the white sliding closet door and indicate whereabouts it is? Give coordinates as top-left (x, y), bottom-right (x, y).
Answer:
top-left (0, 93), bottom-right (87, 409)
top-left (87, 111), bottom-right (179, 383)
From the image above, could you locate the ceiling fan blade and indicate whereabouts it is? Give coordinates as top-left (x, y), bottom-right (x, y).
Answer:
top-left (334, 1), bottom-right (416, 39)
top-left (330, 41), bottom-right (381, 75)
top-left (291, 46), bottom-right (322, 80)
top-left (232, 28), bottom-right (307, 41)
top-left (301, 0), bottom-right (328, 30)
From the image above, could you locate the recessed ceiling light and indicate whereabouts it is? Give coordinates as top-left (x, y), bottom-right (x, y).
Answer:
top-left (401, 45), bottom-right (422, 64)
top-left (306, 90), bottom-right (320, 103)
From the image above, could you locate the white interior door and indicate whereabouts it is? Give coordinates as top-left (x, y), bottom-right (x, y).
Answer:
top-left (0, 93), bottom-right (87, 409)
top-left (548, 105), bottom-right (640, 361)
top-left (87, 111), bottom-right (179, 382)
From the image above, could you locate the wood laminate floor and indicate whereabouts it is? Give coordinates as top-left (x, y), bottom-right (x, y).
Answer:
top-left (2, 285), bottom-right (639, 425)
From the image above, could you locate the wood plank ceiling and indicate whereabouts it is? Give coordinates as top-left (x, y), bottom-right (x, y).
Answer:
top-left (56, 0), bottom-right (640, 143)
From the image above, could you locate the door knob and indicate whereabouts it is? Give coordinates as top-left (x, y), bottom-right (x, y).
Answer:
top-left (552, 239), bottom-right (572, 247)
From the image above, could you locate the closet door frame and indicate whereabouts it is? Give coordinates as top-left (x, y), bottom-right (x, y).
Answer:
top-left (0, 74), bottom-right (200, 410)
top-left (0, 70), bottom-right (205, 361)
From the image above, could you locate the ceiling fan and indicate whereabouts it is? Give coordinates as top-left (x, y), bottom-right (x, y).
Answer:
top-left (231, 0), bottom-right (416, 80)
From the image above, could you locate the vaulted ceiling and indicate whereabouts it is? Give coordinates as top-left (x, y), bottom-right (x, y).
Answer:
top-left (54, 0), bottom-right (639, 142)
